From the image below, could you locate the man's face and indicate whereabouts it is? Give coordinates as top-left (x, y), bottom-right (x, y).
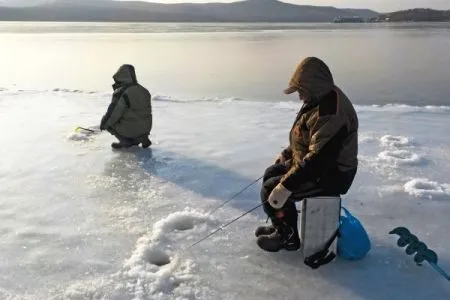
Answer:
top-left (298, 88), bottom-right (310, 102)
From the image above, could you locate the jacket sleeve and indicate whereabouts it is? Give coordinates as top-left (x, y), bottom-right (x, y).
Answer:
top-left (280, 111), bottom-right (347, 191)
top-left (100, 95), bottom-right (127, 130)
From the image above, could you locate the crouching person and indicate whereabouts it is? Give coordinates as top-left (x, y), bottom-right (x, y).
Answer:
top-left (256, 57), bottom-right (359, 252)
top-left (100, 64), bottom-right (152, 149)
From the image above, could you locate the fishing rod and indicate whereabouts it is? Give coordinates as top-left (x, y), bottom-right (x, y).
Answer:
top-left (75, 126), bottom-right (96, 133)
top-left (207, 175), bottom-right (263, 216)
top-left (187, 174), bottom-right (281, 249)
top-left (187, 202), bottom-right (264, 250)
top-left (186, 175), bottom-right (263, 248)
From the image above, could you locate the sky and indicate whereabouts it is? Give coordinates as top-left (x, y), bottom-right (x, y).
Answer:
top-left (137, 0), bottom-right (450, 12)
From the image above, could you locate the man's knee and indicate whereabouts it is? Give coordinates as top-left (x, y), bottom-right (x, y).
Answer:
top-left (263, 165), bottom-right (276, 181)
top-left (262, 176), bottom-right (281, 195)
top-left (263, 164), bottom-right (288, 182)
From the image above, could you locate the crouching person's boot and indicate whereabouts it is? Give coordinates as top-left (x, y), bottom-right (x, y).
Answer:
top-left (138, 135), bottom-right (152, 148)
top-left (111, 137), bottom-right (135, 149)
top-left (111, 140), bottom-right (132, 149)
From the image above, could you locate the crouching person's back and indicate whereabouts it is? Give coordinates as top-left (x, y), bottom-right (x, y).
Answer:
top-left (100, 64), bottom-right (152, 149)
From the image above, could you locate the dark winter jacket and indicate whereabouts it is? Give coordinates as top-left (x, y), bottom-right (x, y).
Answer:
top-left (280, 57), bottom-right (358, 195)
top-left (100, 64), bottom-right (152, 138)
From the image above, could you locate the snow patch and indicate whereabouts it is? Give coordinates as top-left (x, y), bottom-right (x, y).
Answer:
top-left (377, 150), bottom-right (425, 166)
top-left (153, 94), bottom-right (242, 103)
top-left (61, 278), bottom-right (112, 300)
top-left (151, 211), bottom-right (209, 240)
top-left (380, 135), bottom-right (412, 148)
top-left (360, 135), bottom-right (377, 143)
top-left (67, 132), bottom-right (92, 142)
top-left (0, 87), bottom-right (104, 95)
top-left (145, 247), bottom-right (172, 267)
top-left (404, 178), bottom-right (450, 199)
top-left (115, 209), bottom-right (217, 299)
top-left (52, 88), bottom-right (97, 94)
top-left (356, 104), bottom-right (450, 113)
top-left (0, 287), bottom-right (22, 300)
top-left (270, 102), bottom-right (450, 114)
top-left (271, 101), bottom-right (299, 111)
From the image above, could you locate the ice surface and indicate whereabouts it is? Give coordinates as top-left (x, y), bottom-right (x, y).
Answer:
top-left (1, 89), bottom-right (449, 300)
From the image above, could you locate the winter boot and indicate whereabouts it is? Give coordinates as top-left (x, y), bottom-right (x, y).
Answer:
top-left (111, 141), bottom-right (133, 149)
top-left (256, 224), bottom-right (300, 252)
top-left (111, 137), bottom-right (137, 149)
top-left (140, 136), bottom-right (152, 149)
top-left (254, 225), bottom-right (276, 237)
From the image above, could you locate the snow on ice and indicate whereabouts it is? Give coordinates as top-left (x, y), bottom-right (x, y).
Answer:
top-left (1, 89), bottom-right (449, 300)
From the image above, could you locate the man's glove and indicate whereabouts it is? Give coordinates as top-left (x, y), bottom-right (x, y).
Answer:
top-left (268, 183), bottom-right (292, 209)
top-left (275, 153), bottom-right (287, 164)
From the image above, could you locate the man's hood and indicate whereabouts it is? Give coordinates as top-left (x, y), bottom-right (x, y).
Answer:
top-left (113, 64), bottom-right (138, 85)
top-left (284, 57), bottom-right (334, 99)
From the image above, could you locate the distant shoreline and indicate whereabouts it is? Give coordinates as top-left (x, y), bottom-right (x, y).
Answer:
top-left (0, 19), bottom-right (449, 23)
top-left (0, 3), bottom-right (448, 23)
top-left (0, 0), bottom-right (378, 23)
top-left (0, 0), bottom-right (450, 23)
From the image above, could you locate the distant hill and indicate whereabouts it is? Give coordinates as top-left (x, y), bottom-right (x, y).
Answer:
top-left (343, 8), bottom-right (380, 19)
top-left (0, 0), bottom-right (379, 22)
top-left (0, 0), bottom-right (52, 6)
top-left (371, 8), bottom-right (450, 22)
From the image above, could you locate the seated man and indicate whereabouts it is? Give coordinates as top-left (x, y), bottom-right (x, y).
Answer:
top-left (256, 57), bottom-right (359, 252)
top-left (100, 64), bottom-right (152, 149)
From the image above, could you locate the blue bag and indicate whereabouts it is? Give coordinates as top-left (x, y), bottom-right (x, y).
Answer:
top-left (337, 207), bottom-right (371, 260)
